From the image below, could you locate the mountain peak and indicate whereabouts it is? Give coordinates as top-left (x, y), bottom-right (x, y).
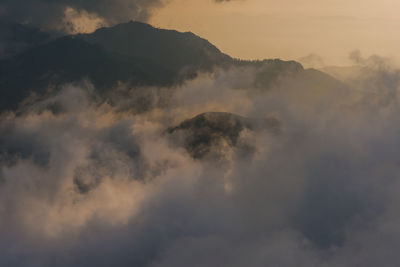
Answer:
top-left (79, 21), bottom-right (232, 71)
top-left (96, 20), bottom-right (154, 32)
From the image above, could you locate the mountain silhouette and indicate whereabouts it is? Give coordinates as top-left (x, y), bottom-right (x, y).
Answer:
top-left (0, 21), bottom-right (345, 112)
top-left (0, 20), bottom-right (51, 59)
top-left (167, 112), bottom-right (281, 159)
top-left (79, 21), bottom-right (232, 73)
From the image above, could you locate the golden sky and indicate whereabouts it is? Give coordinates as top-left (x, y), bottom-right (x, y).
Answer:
top-left (150, 0), bottom-right (400, 65)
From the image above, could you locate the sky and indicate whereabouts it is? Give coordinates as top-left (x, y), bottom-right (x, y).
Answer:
top-left (150, 0), bottom-right (400, 65)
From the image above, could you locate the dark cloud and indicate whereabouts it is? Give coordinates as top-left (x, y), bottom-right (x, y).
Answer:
top-left (0, 0), bottom-right (237, 32)
top-left (0, 0), bottom-right (164, 31)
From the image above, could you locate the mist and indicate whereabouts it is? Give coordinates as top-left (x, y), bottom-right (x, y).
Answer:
top-left (1, 52), bottom-right (400, 266)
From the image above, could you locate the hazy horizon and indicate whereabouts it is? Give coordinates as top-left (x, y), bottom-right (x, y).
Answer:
top-left (151, 0), bottom-right (400, 66)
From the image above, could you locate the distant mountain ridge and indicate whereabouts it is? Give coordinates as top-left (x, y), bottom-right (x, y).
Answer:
top-left (0, 21), bottom-right (235, 111)
top-left (0, 20), bottom-right (345, 112)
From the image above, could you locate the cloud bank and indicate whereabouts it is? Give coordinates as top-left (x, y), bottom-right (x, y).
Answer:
top-left (1, 55), bottom-right (400, 266)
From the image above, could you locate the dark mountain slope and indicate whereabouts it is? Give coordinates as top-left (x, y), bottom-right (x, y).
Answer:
top-left (0, 21), bottom-right (347, 112)
top-left (167, 112), bottom-right (281, 159)
top-left (0, 21), bottom-right (234, 111)
top-left (0, 20), bottom-right (51, 59)
top-left (79, 21), bottom-right (232, 73)
top-left (0, 36), bottom-right (178, 110)
top-left (167, 112), bottom-right (254, 159)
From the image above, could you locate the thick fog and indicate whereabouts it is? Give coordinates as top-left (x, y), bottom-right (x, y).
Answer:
top-left (1, 53), bottom-right (400, 266)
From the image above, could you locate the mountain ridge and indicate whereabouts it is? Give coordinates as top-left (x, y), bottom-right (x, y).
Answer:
top-left (0, 20), bottom-right (344, 113)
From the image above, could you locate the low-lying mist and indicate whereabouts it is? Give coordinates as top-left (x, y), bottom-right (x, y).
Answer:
top-left (2, 54), bottom-right (400, 266)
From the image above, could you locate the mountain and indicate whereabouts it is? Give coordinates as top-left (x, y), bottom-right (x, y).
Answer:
top-left (0, 21), bottom-right (346, 112)
top-left (167, 112), bottom-right (254, 159)
top-left (78, 21), bottom-right (232, 74)
top-left (0, 36), bottom-right (177, 111)
top-left (167, 112), bottom-right (281, 159)
top-left (0, 21), bottom-right (235, 111)
top-left (0, 20), bottom-right (51, 59)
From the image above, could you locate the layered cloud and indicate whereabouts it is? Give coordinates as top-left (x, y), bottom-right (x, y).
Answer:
top-left (1, 56), bottom-right (400, 266)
